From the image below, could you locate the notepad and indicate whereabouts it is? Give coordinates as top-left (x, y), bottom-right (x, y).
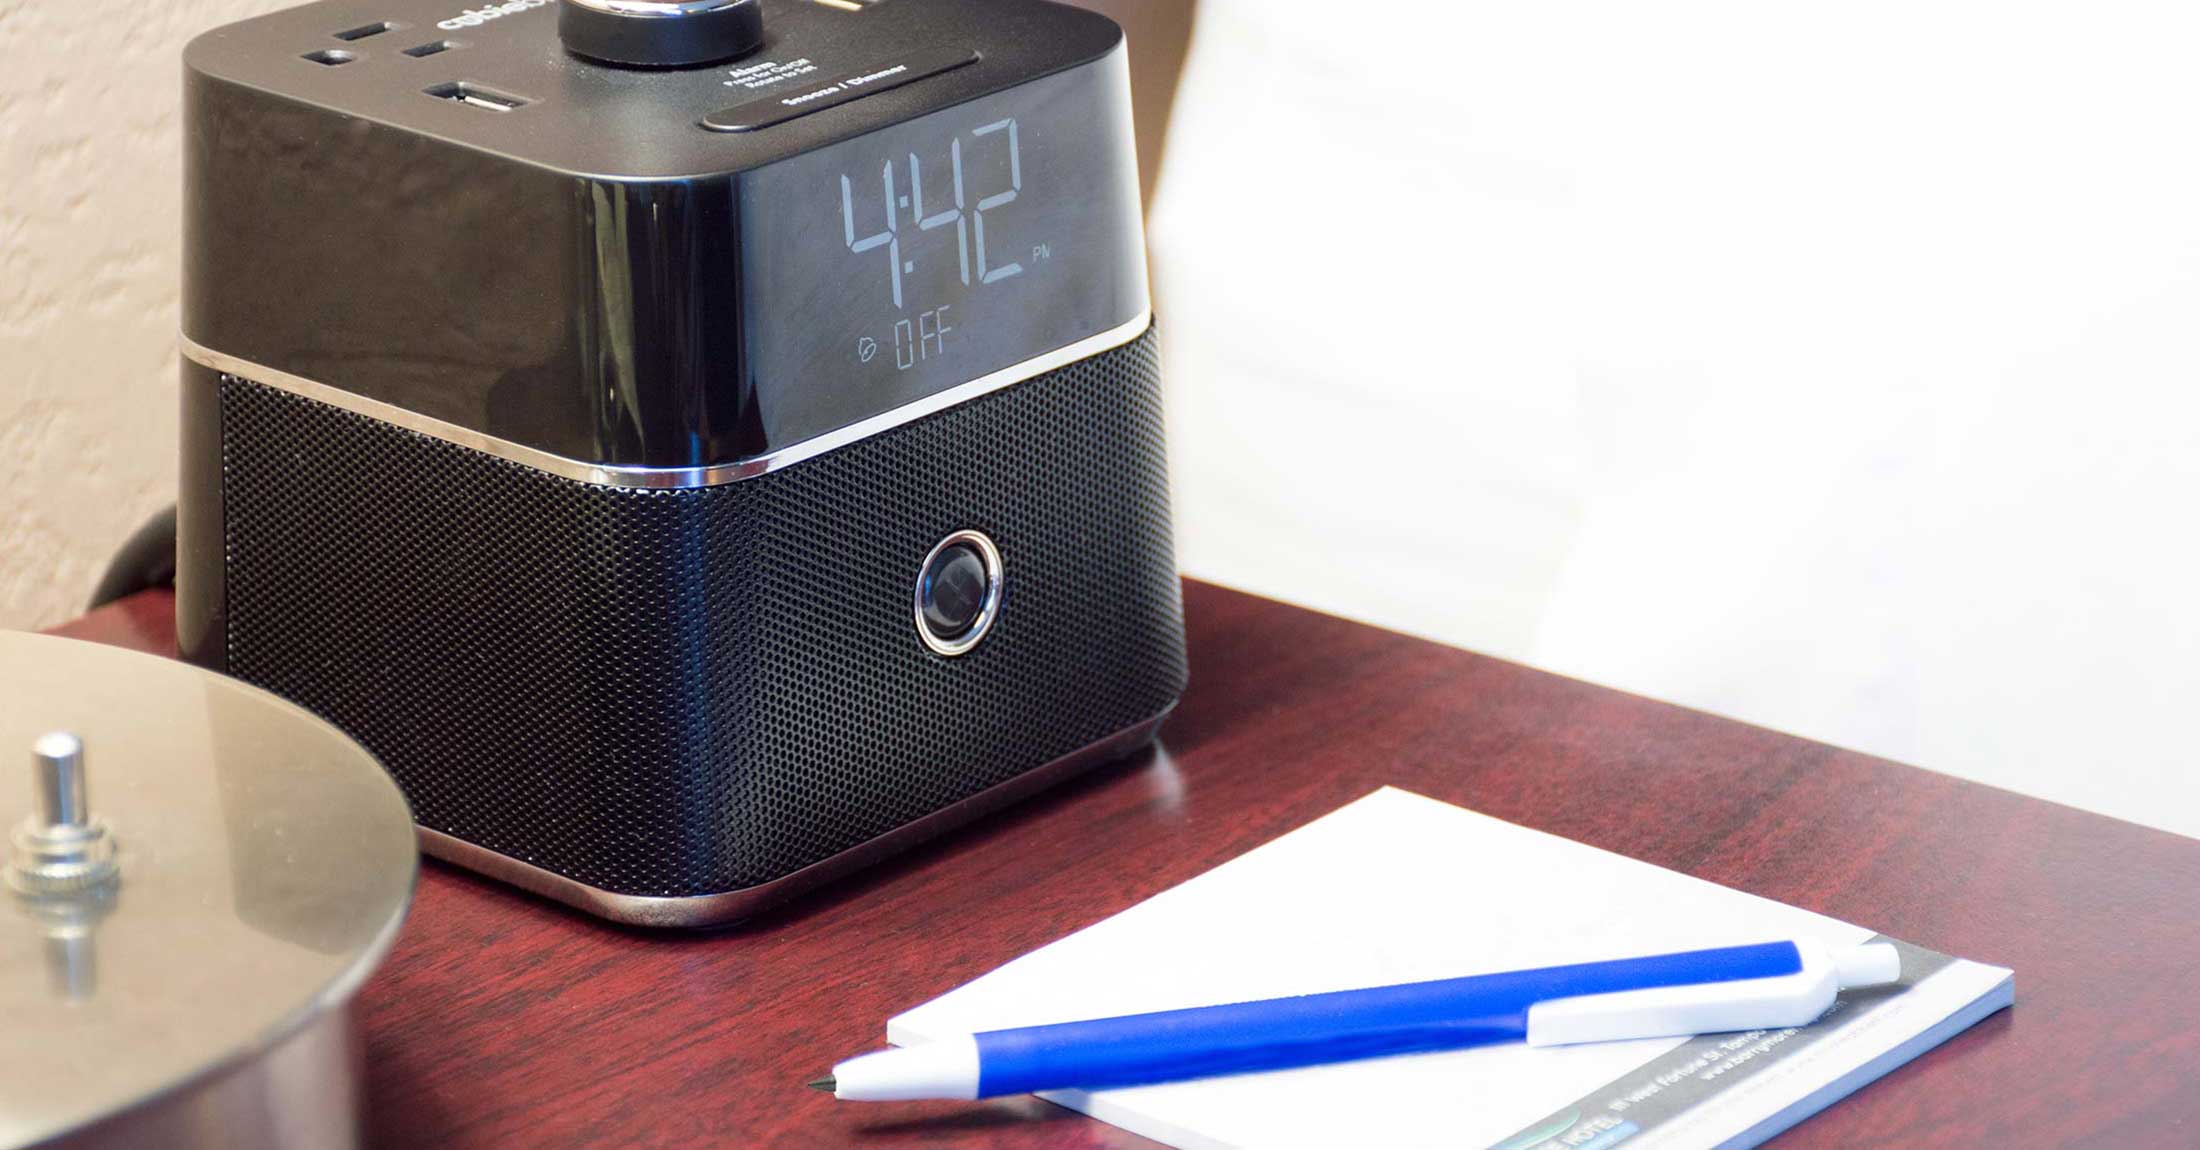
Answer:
top-left (891, 787), bottom-right (2014, 1150)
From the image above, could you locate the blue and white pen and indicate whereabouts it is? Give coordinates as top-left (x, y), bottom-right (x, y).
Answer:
top-left (810, 938), bottom-right (1901, 1101)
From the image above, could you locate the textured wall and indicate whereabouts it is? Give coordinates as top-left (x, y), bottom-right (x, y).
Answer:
top-left (0, 0), bottom-right (289, 629)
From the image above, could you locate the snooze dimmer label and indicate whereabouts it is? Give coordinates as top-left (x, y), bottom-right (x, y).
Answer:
top-left (704, 48), bottom-right (981, 132)
top-left (724, 58), bottom-right (823, 91)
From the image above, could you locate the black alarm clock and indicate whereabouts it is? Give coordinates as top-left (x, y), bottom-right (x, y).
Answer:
top-left (177, 0), bottom-right (1185, 926)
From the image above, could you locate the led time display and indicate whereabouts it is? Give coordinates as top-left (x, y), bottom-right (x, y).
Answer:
top-left (738, 54), bottom-right (1147, 452)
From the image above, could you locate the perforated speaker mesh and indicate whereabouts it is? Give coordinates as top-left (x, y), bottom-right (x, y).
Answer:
top-left (217, 328), bottom-right (1184, 897)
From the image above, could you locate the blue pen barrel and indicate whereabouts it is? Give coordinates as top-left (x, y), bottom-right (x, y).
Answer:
top-left (971, 941), bottom-right (1802, 1097)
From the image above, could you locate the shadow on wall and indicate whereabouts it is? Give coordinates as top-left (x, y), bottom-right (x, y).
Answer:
top-left (1063, 1), bottom-right (1198, 214)
top-left (1144, 2), bottom-right (2200, 842)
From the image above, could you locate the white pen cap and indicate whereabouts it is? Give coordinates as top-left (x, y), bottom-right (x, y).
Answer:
top-left (1835, 942), bottom-right (1902, 989)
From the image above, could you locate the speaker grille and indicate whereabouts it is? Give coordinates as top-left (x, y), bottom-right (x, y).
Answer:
top-left (218, 329), bottom-right (1184, 897)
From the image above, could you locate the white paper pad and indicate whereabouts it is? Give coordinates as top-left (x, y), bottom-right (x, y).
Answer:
top-left (891, 787), bottom-right (2013, 1150)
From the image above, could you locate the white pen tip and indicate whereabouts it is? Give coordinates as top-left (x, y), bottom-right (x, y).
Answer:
top-left (827, 1035), bottom-right (983, 1101)
top-left (1835, 943), bottom-right (1902, 988)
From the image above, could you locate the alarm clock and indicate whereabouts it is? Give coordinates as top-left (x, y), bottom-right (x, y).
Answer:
top-left (176, 0), bottom-right (1185, 926)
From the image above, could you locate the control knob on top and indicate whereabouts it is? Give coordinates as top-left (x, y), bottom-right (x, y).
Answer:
top-left (558, 0), bottom-right (765, 68)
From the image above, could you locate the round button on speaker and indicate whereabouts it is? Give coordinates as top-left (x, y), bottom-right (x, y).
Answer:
top-left (914, 530), bottom-right (1003, 656)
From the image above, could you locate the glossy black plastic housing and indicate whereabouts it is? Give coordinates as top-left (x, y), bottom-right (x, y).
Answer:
top-left (182, 0), bottom-right (1137, 469)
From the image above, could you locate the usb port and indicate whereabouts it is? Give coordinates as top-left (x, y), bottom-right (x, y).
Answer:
top-left (423, 81), bottom-right (528, 111)
top-left (332, 20), bottom-right (395, 41)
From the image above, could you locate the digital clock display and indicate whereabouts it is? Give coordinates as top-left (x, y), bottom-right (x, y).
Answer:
top-left (737, 51), bottom-right (1147, 453)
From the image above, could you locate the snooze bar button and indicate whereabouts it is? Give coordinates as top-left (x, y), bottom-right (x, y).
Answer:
top-left (702, 47), bottom-right (980, 132)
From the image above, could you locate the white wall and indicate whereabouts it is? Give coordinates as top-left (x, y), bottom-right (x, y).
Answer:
top-left (1152, 2), bottom-right (2200, 839)
top-left (0, 0), bottom-right (291, 630)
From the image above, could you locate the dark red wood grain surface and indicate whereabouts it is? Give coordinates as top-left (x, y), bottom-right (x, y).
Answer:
top-left (46, 584), bottom-right (2200, 1148)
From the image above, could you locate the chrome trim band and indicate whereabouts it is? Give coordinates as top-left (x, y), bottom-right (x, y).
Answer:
top-left (414, 709), bottom-right (1171, 928)
top-left (180, 311), bottom-right (1152, 491)
top-left (913, 529), bottom-right (1004, 657)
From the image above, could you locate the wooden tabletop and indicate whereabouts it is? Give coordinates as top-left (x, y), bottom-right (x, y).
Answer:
top-left (47, 583), bottom-right (2200, 1148)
